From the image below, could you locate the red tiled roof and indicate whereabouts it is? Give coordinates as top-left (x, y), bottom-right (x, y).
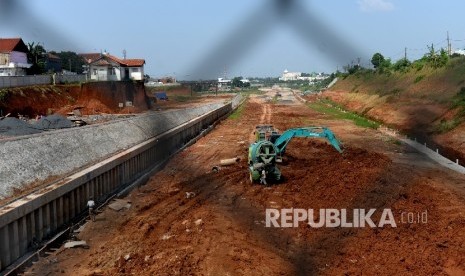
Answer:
top-left (79, 53), bottom-right (102, 64)
top-left (93, 59), bottom-right (111, 66)
top-left (0, 38), bottom-right (28, 53)
top-left (87, 53), bottom-right (145, 67)
top-left (47, 52), bottom-right (61, 60)
top-left (123, 59), bottom-right (145, 67)
top-left (105, 54), bottom-right (145, 67)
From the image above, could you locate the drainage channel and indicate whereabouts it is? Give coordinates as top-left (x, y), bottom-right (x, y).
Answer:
top-left (0, 102), bottom-right (235, 275)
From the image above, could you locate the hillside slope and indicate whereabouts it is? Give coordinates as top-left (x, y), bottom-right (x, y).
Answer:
top-left (324, 56), bottom-right (465, 162)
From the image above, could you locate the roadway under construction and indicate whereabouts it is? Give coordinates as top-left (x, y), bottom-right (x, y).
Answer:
top-left (2, 89), bottom-right (465, 275)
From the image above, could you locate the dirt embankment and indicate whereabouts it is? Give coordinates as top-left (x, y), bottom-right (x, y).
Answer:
top-left (324, 58), bottom-right (465, 164)
top-left (0, 81), bottom-right (150, 118)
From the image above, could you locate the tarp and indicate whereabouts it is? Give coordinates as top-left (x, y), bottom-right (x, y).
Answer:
top-left (154, 92), bottom-right (168, 100)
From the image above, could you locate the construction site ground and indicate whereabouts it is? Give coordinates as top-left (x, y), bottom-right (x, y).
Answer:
top-left (26, 89), bottom-right (465, 275)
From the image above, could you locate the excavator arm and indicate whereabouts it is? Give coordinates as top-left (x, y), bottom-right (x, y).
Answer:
top-left (272, 127), bottom-right (343, 154)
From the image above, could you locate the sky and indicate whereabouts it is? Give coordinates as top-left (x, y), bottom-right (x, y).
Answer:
top-left (1, 0), bottom-right (465, 79)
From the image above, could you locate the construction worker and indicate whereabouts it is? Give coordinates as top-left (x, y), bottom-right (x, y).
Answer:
top-left (260, 170), bottom-right (267, 185)
top-left (87, 197), bottom-right (96, 222)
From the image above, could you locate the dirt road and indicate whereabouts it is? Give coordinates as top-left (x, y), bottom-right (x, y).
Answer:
top-left (27, 89), bottom-right (465, 275)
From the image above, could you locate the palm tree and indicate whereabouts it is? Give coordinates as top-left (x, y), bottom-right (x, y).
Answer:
top-left (27, 42), bottom-right (46, 74)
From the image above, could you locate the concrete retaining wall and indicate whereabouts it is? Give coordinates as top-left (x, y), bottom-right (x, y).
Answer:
top-left (0, 103), bottom-right (223, 200)
top-left (0, 75), bottom-right (86, 88)
top-left (0, 100), bottom-right (233, 272)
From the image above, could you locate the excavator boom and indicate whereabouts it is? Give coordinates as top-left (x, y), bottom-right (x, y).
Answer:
top-left (273, 127), bottom-right (343, 154)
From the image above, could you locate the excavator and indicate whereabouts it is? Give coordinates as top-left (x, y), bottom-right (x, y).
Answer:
top-left (248, 125), bottom-right (343, 184)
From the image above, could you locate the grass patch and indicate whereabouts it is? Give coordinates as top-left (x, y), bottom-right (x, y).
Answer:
top-left (229, 100), bottom-right (246, 120)
top-left (238, 89), bottom-right (265, 96)
top-left (0, 89), bottom-right (9, 101)
top-left (414, 75), bottom-right (425, 83)
top-left (307, 99), bottom-right (380, 129)
top-left (436, 118), bottom-right (461, 133)
top-left (172, 95), bottom-right (198, 102)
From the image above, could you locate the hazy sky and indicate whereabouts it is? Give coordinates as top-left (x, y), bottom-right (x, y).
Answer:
top-left (2, 0), bottom-right (465, 79)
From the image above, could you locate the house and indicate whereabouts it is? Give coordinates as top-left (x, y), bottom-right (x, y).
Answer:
top-left (217, 77), bottom-right (231, 89)
top-left (44, 52), bottom-right (62, 73)
top-left (279, 69), bottom-right (301, 81)
top-left (0, 38), bottom-right (32, 76)
top-left (80, 52), bottom-right (145, 81)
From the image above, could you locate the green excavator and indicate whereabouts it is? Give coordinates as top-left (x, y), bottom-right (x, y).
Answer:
top-left (248, 125), bottom-right (343, 184)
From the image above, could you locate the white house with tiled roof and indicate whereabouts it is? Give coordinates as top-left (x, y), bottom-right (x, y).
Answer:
top-left (0, 38), bottom-right (32, 76)
top-left (82, 52), bottom-right (145, 81)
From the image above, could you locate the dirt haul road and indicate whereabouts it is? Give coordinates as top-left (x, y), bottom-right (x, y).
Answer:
top-left (27, 89), bottom-right (465, 275)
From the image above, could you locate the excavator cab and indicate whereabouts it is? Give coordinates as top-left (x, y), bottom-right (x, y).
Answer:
top-left (254, 125), bottom-right (279, 142)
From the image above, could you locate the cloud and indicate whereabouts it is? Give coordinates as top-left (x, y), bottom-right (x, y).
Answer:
top-left (358, 0), bottom-right (394, 12)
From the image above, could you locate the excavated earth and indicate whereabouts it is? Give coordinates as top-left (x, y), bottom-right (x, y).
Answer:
top-left (26, 90), bottom-right (465, 275)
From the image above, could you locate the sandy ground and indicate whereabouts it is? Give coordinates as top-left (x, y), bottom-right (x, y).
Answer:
top-left (25, 89), bottom-right (465, 275)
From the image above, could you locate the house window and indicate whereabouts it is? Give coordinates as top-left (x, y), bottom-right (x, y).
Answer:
top-left (131, 68), bottom-right (139, 72)
top-left (92, 69), bottom-right (98, 75)
top-left (109, 67), bottom-right (115, 75)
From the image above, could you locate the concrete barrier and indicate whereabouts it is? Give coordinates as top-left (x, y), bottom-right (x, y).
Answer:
top-left (0, 101), bottom-right (233, 272)
top-left (0, 103), bottom-right (223, 200)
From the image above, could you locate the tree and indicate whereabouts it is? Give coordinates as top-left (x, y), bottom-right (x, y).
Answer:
top-left (393, 58), bottom-right (411, 72)
top-left (423, 44), bottom-right (449, 68)
top-left (27, 42), bottom-right (46, 74)
top-left (55, 51), bottom-right (85, 74)
top-left (438, 48), bottom-right (449, 67)
top-left (144, 74), bottom-right (150, 82)
top-left (232, 77), bottom-right (242, 88)
top-left (371, 53), bottom-right (385, 69)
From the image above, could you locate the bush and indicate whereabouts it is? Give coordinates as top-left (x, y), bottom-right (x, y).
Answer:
top-left (414, 75), bottom-right (425, 83)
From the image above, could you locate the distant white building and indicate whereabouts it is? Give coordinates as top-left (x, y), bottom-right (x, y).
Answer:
top-left (279, 69), bottom-right (301, 81)
top-left (308, 73), bottom-right (329, 83)
top-left (454, 49), bottom-right (465, 56)
top-left (218, 77), bottom-right (231, 89)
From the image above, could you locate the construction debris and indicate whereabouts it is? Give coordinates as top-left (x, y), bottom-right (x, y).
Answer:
top-left (73, 225), bottom-right (86, 233)
top-left (108, 199), bottom-right (131, 211)
top-left (185, 192), bottom-right (196, 198)
top-left (64, 240), bottom-right (88, 249)
top-left (35, 114), bottom-right (73, 130)
top-left (220, 157), bottom-right (240, 166)
top-left (0, 117), bottom-right (42, 136)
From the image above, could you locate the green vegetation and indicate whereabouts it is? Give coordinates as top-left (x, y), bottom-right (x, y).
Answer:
top-left (414, 75), bottom-right (425, 83)
top-left (231, 77), bottom-right (251, 88)
top-left (0, 89), bottom-right (9, 102)
top-left (146, 85), bottom-right (182, 92)
top-left (172, 95), bottom-right (198, 102)
top-left (308, 99), bottom-right (380, 129)
top-left (239, 89), bottom-right (264, 96)
top-left (27, 42), bottom-right (46, 74)
top-left (53, 51), bottom-right (85, 74)
top-left (436, 118), bottom-right (461, 133)
top-left (229, 99), bottom-right (247, 120)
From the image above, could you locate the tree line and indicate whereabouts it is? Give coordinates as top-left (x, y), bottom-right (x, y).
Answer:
top-left (342, 45), bottom-right (460, 76)
top-left (27, 42), bottom-right (85, 75)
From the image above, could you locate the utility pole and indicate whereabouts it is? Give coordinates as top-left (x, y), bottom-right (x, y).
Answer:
top-left (447, 31), bottom-right (452, 56)
top-left (404, 47), bottom-right (407, 60)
